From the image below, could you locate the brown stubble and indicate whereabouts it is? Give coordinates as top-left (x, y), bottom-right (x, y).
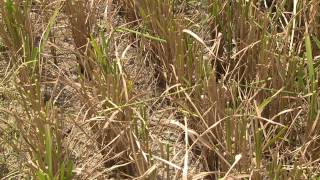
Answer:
top-left (64, 0), bottom-right (96, 80)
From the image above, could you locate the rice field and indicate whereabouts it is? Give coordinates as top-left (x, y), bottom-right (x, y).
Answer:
top-left (0, 0), bottom-right (319, 179)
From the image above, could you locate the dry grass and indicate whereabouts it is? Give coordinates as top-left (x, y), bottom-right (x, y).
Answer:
top-left (0, 0), bottom-right (320, 179)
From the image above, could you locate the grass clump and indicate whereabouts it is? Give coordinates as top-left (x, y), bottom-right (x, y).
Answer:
top-left (0, 0), bottom-right (73, 179)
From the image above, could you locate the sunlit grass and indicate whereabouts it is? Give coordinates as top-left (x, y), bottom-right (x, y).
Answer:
top-left (0, 0), bottom-right (319, 179)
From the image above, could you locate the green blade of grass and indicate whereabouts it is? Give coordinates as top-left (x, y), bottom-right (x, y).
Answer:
top-left (116, 27), bottom-right (167, 43)
top-left (44, 124), bottom-right (53, 179)
top-left (305, 33), bottom-right (318, 123)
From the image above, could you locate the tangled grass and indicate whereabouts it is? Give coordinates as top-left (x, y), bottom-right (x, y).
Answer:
top-left (0, 0), bottom-right (320, 179)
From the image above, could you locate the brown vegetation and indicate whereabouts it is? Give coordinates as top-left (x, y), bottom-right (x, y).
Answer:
top-left (0, 0), bottom-right (320, 179)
